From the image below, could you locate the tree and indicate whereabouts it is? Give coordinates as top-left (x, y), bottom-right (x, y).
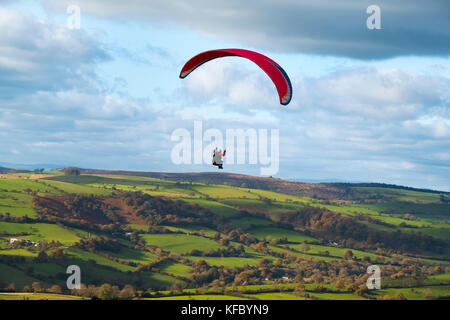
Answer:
top-left (293, 283), bottom-right (306, 296)
top-left (394, 292), bottom-right (407, 300)
top-left (355, 285), bottom-right (369, 297)
top-left (6, 283), bottom-right (16, 292)
top-left (251, 241), bottom-right (267, 252)
top-left (35, 250), bottom-right (48, 263)
top-left (119, 285), bottom-right (135, 300)
top-left (257, 258), bottom-right (272, 268)
top-left (423, 288), bottom-right (433, 299)
top-left (32, 282), bottom-right (42, 293)
top-left (98, 283), bottom-right (117, 300)
top-left (64, 167), bottom-right (80, 176)
top-left (344, 250), bottom-right (354, 260)
top-left (169, 283), bottom-right (182, 294)
top-left (50, 247), bottom-right (65, 260)
top-left (48, 285), bottom-right (62, 294)
top-left (299, 243), bottom-right (310, 252)
top-left (334, 280), bottom-right (346, 291)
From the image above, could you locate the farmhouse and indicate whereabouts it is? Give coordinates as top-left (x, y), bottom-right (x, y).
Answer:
top-left (329, 241), bottom-right (340, 247)
top-left (9, 238), bottom-right (38, 246)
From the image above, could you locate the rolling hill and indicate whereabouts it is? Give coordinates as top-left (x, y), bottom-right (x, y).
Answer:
top-left (0, 168), bottom-right (448, 300)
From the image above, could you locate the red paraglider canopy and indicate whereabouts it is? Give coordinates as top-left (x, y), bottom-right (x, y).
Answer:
top-left (179, 49), bottom-right (292, 105)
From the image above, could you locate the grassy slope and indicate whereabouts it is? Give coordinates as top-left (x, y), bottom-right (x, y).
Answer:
top-left (141, 234), bottom-right (225, 254)
top-left (0, 172), bottom-right (448, 299)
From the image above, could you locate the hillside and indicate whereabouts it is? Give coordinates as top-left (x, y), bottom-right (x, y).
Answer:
top-left (72, 168), bottom-right (349, 199)
top-left (72, 168), bottom-right (450, 200)
top-left (0, 170), bottom-right (449, 300)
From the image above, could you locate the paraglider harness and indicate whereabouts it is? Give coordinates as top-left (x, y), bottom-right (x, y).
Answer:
top-left (212, 148), bottom-right (226, 169)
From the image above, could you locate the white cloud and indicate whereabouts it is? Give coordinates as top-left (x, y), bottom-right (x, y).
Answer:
top-left (41, 0), bottom-right (450, 59)
top-left (0, 7), bottom-right (108, 97)
top-left (407, 116), bottom-right (450, 139)
top-left (298, 68), bottom-right (445, 119)
top-left (273, 66), bottom-right (450, 189)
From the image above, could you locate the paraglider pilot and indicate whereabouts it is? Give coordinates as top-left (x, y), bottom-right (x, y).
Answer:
top-left (212, 148), bottom-right (226, 169)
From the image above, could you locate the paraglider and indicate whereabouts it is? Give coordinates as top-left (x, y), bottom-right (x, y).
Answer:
top-left (212, 148), bottom-right (226, 169)
top-left (179, 49), bottom-right (292, 105)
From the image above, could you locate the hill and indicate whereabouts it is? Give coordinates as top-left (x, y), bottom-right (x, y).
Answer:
top-left (67, 168), bottom-right (449, 199)
top-left (0, 169), bottom-right (448, 300)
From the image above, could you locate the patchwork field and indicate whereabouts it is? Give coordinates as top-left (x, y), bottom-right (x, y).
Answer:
top-left (0, 171), bottom-right (448, 300)
top-left (141, 234), bottom-right (225, 254)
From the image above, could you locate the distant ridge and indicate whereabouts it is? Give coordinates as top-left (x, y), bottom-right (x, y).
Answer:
top-left (59, 168), bottom-right (449, 199)
top-left (0, 165), bottom-right (30, 174)
top-left (0, 161), bottom-right (63, 171)
top-left (326, 182), bottom-right (447, 195)
top-left (62, 168), bottom-right (345, 199)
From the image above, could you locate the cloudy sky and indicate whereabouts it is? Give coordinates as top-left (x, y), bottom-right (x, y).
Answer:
top-left (0, 0), bottom-right (449, 190)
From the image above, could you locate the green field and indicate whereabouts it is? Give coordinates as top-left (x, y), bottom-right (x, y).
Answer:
top-left (65, 248), bottom-right (136, 272)
top-left (269, 246), bottom-right (340, 262)
top-left (0, 172), bottom-right (448, 300)
top-left (163, 226), bottom-right (217, 238)
top-left (374, 285), bottom-right (450, 300)
top-left (192, 185), bottom-right (261, 199)
top-left (287, 243), bottom-right (382, 261)
top-left (246, 292), bottom-right (308, 300)
top-left (0, 263), bottom-right (42, 289)
top-left (186, 255), bottom-right (270, 268)
top-left (228, 216), bottom-right (271, 229)
top-left (0, 222), bottom-right (82, 245)
top-left (248, 226), bottom-right (317, 243)
top-left (154, 260), bottom-right (193, 277)
top-left (182, 198), bottom-right (241, 217)
top-left (141, 234), bottom-right (224, 254)
top-left (108, 246), bottom-right (158, 265)
top-left (220, 198), bottom-right (304, 217)
top-left (309, 292), bottom-right (367, 300)
top-left (0, 221), bottom-right (35, 234)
